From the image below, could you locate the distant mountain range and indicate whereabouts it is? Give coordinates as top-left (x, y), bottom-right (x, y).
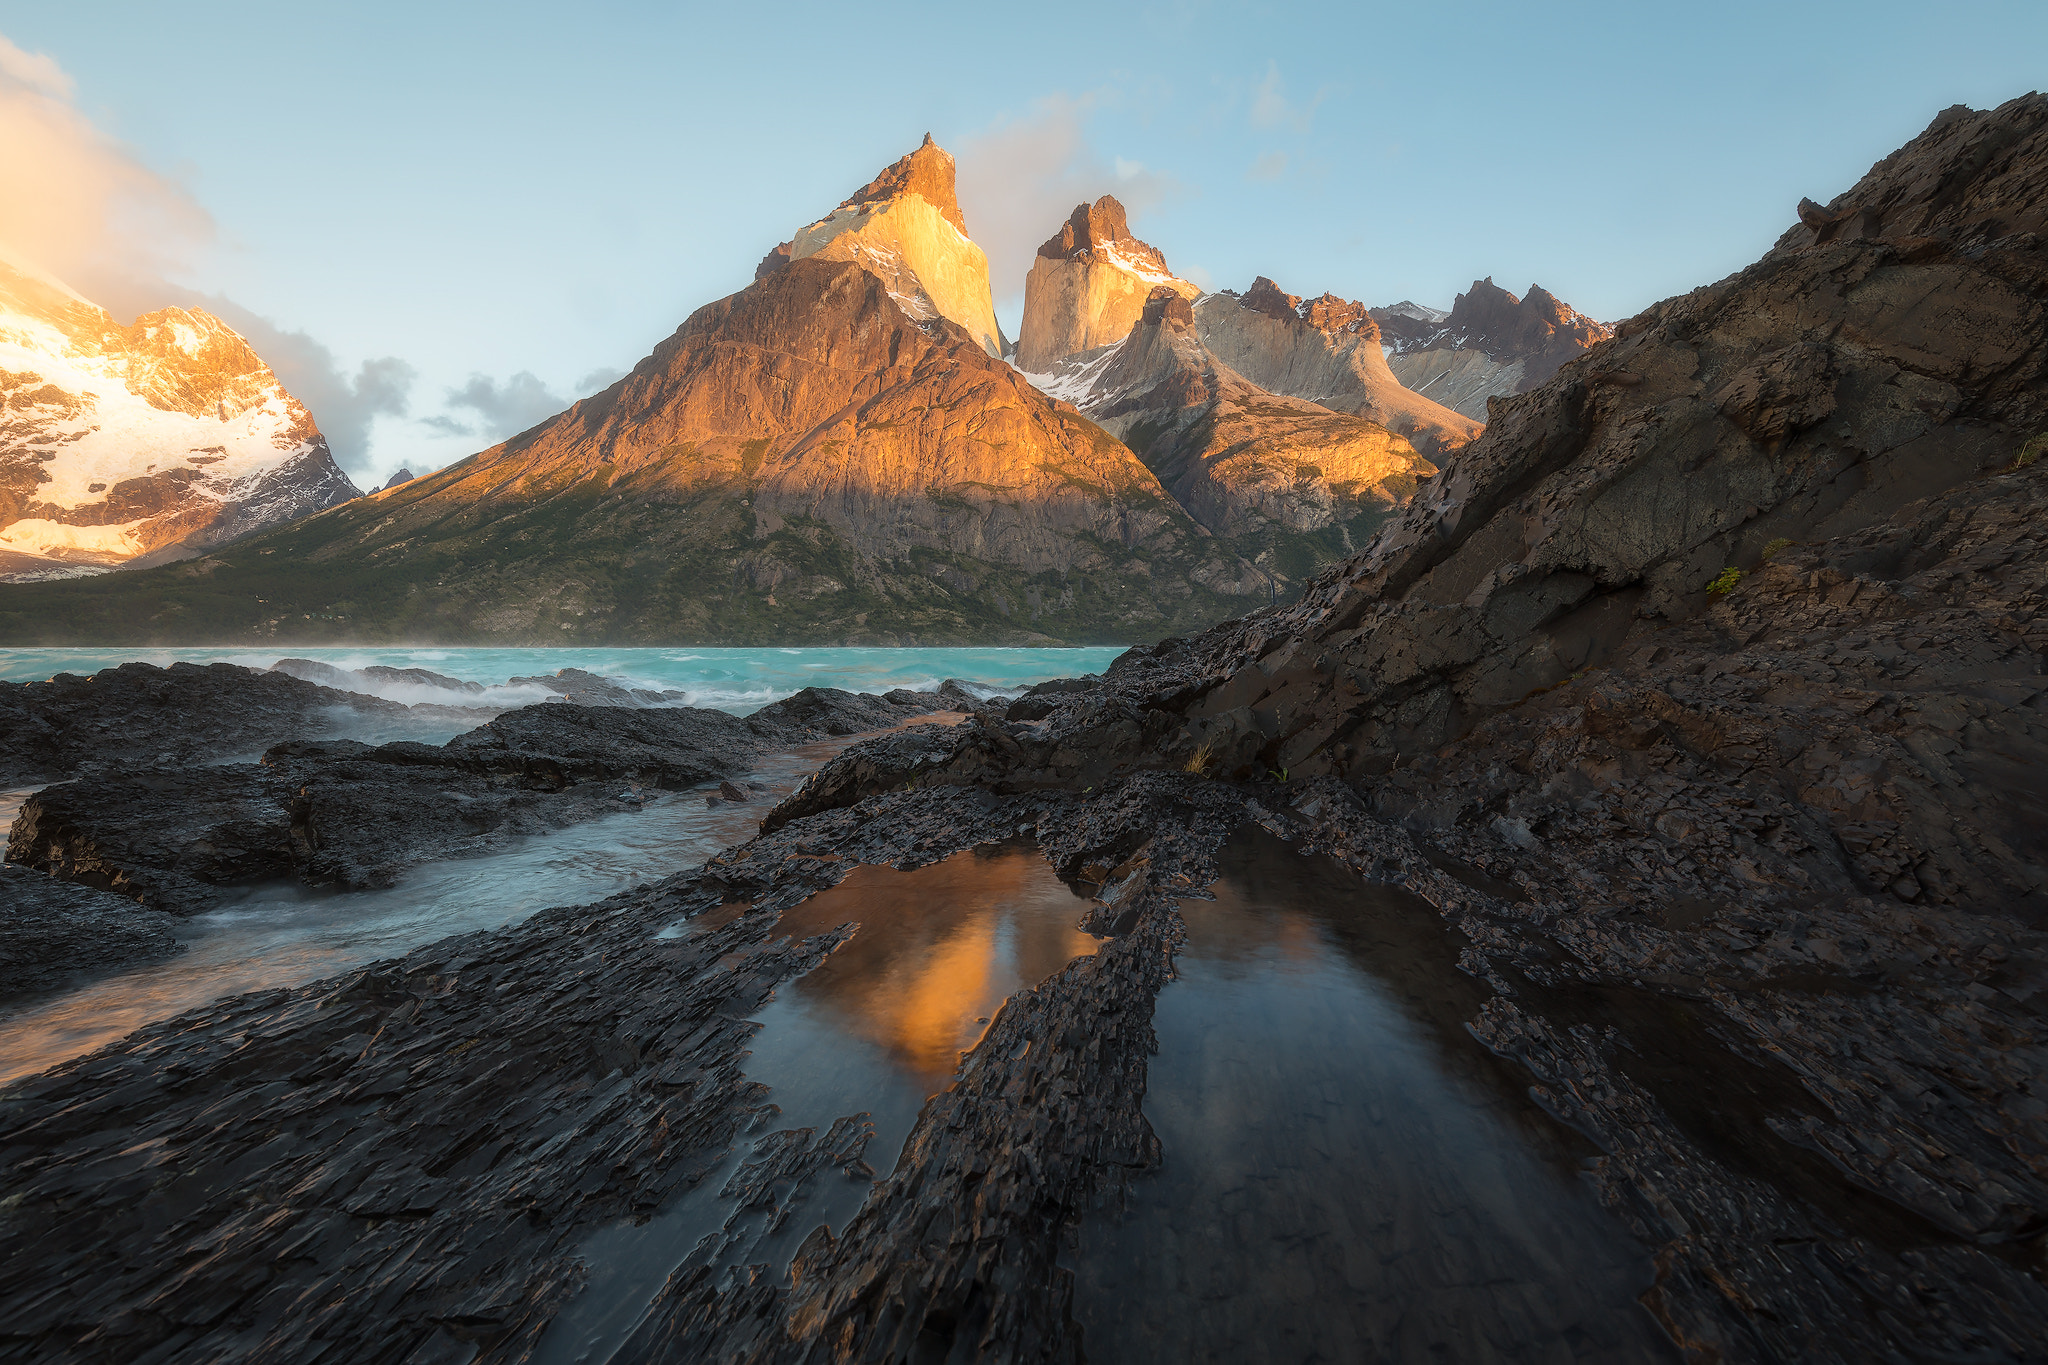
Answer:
top-left (0, 140), bottom-right (1607, 644)
top-left (0, 256), bottom-right (358, 583)
top-left (1373, 278), bottom-right (1613, 421)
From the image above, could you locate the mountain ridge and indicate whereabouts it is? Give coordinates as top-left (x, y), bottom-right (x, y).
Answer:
top-left (1372, 276), bottom-right (1612, 421)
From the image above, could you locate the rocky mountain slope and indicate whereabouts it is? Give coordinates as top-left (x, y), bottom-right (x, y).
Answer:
top-left (760, 134), bottom-right (1006, 358)
top-left (758, 92), bottom-right (2048, 1360)
top-left (0, 255), bottom-right (360, 583)
top-left (1011, 195), bottom-right (1201, 373)
top-left (1373, 277), bottom-right (1611, 421)
top-left (1028, 287), bottom-right (1437, 595)
top-left (1192, 277), bottom-right (1482, 454)
top-left (0, 141), bottom-right (1267, 646)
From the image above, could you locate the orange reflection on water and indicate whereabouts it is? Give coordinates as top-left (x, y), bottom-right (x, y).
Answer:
top-left (766, 844), bottom-right (1100, 1087)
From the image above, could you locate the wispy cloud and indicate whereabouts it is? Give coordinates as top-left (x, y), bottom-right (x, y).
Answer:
top-left (0, 32), bottom-right (212, 305)
top-left (0, 33), bottom-right (414, 482)
top-left (1248, 151), bottom-right (1290, 182)
top-left (954, 93), bottom-right (1184, 309)
top-left (440, 372), bottom-right (573, 441)
top-left (1247, 60), bottom-right (1324, 133)
top-left (575, 366), bottom-right (627, 392)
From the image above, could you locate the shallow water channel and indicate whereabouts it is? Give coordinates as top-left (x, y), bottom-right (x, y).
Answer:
top-left (0, 743), bottom-right (844, 1088)
top-left (1066, 826), bottom-right (1676, 1363)
top-left (535, 843), bottom-right (1102, 1365)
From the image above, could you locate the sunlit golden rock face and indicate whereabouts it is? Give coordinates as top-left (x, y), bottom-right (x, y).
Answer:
top-left (1013, 196), bottom-right (1201, 374)
top-left (1045, 287), bottom-right (1437, 583)
top-left (1192, 278), bottom-right (1480, 457)
top-left (768, 135), bottom-right (1006, 359)
top-left (242, 255), bottom-right (1265, 644)
top-left (0, 256), bottom-right (357, 582)
top-left (422, 259), bottom-right (1222, 579)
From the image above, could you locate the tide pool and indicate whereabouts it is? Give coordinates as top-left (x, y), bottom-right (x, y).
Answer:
top-left (0, 646), bottom-right (1124, 711)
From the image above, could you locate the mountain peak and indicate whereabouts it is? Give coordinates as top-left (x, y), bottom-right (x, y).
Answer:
top-left (835, 134), bottom-right (968, 236)
top-left (765, 135), bottom-right (1004, 356)
top-left (1140, 284), bottom-right (1195, 331)
top-left (1015, 198), bottom-right (1195, 372)
top-left (1236, 277), bottom-right (1377, 340)
top-left (1035, 195), bottom-right (1174, 279)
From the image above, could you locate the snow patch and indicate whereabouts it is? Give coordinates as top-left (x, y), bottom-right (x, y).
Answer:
top-left (0, 517), bottom-right (151, 558)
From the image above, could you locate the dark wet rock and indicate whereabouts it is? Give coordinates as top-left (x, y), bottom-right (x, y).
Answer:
top-left (6, 99), bottom-right (2046, 1365)
top-left (268, 656), bottom-right (366, 690)
top-left (8, 688), bottom-right (946, 914)
top-left (0, 661), bottom-right (409, 787)
top-left (0, 862), bottom-right (184, 1004)
top-left (505, 666), bottom-right (689, 707)
top-left (708, 97), bottom-right (2048, 1359)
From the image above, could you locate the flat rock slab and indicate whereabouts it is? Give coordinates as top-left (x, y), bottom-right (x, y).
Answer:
top-left (0, 863), bottom-right (183, 1005)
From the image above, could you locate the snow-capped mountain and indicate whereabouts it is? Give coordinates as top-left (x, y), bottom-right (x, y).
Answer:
top-left (1370, 278), bottom-right (1610, 422)
top-left (0, 254), bottom-right (360, 582)
top-left (1046, 285), bottom-right (1438, 577)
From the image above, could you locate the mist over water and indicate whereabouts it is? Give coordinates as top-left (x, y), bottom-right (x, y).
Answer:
top-left (0, 646), bottom-right (1125, 712)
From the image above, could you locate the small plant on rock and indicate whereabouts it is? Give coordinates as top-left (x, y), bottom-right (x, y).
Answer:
top-left (1706, 567), bottom-right (1744, 596)
top-left (2011, 431), bottom-right (2047, 470)
top-left (1761, 537), bottom-right (1794, 561)
top-left (1185, 739), bottom-right (1217, 777)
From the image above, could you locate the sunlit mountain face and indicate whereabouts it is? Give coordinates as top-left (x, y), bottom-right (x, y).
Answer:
top-left (0, 256), bottom-right (359, 583)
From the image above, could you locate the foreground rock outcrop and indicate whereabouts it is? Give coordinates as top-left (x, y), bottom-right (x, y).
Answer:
top-left (0, 254), bottom-right (360, 582)
top-left (8, 687), bottom-right (949, 914)
top-left (1192, 277), bottom-right (1483, 454)
top-left (0, 661), bottom-right (413, 787)
top-left (1012, 195), bottom-right (1201, 373)
top-left (2, 97), bottom-right (2045, 1365)
top-left (0, 863), bottom-right (185, 1004)
top-left (1374, 277), bottom-right (1612, 422)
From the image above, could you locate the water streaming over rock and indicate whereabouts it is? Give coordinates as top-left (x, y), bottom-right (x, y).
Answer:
top-left (534, 843), bottom-right (1101, 1365)
top-left (0, 744), bottom-right (835, 1087)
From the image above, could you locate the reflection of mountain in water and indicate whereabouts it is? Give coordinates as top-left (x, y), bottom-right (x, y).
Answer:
top-left (763, 843), bottom-right (1099, 1085)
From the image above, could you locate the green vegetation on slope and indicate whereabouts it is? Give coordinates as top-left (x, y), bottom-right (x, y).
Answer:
top-left (0, 469), bottom-right (1254, 646)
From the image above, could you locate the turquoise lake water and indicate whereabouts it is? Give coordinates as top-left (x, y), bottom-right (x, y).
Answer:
top-left (0, 646), bottom-right (1123, 710)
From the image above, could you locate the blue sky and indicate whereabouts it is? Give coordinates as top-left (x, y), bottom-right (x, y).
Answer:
top-left (2, 0), bottom-right (2043, 486)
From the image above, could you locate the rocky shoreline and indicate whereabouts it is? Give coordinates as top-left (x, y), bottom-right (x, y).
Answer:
top-left (3, 97), bottom-right (2047, 1363)
top-left (0, 661), bottom-right (982, 1003)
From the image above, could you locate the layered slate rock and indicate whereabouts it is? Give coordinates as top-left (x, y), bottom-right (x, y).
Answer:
top-left (1013, 195), bottom-right (1202, 373)
top-left (7, 687), bottom-right (946, 914)
top-left (760, 134), bottom-right (1006, 358)
top-left (1374, 277), bottom-right (1612, 422)
top-left (0, 661), bottom-right (413, 787)
top-left (1192, 277), bottom-right (1482, 455)
top-left (684, 96), bottom-right (2048, 1359)
top-left (0, 862), bottom-right (185, 1004)
top-left (1041, 287), bottom-right (1437, 594)
top-left (0, 255), bottom-right (359, 582)
top-left (5, 97), bottom-right (2045, 1365)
